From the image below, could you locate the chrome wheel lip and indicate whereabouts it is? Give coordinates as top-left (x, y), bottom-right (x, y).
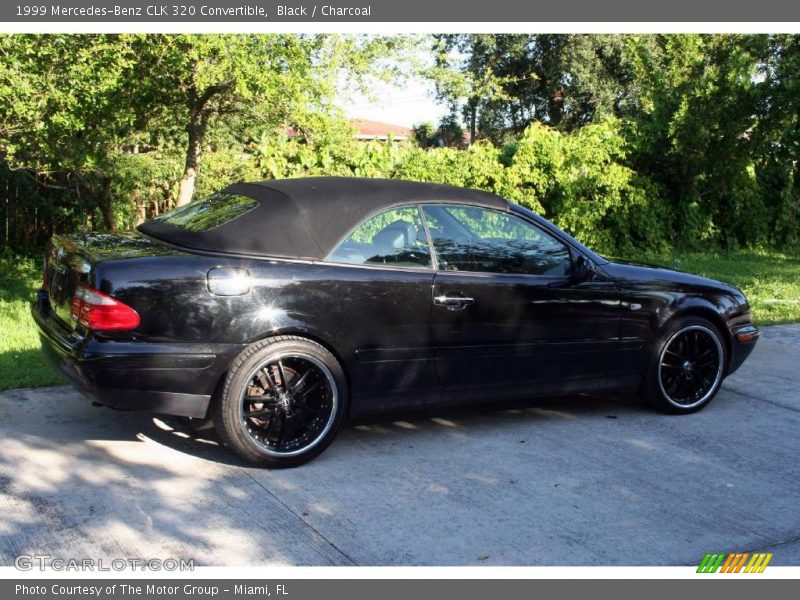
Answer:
top-left (657, 325), bottom-right (724, 409)
top-left (238, 352), bottom-right (338, 458)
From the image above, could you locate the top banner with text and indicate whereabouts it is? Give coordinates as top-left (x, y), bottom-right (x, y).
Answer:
top-left (3, 0), bottom-right (800, 22)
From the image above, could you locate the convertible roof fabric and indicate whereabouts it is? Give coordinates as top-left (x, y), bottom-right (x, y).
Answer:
top-left (138, 177), bottom-right (511, 260)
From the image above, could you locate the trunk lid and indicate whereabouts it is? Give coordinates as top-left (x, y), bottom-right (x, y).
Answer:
top-left (42, 232), bottom-right (177, 332)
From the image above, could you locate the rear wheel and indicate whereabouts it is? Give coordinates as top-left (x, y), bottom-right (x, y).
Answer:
top-left (641, 317), bottom-right (726, 414)
top-left (214, 336), bottom-right (347, 467)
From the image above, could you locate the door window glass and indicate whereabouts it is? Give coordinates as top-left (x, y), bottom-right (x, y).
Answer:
top-left (325, 206), bottom-right (432, 269)
top-left (421, 204), bottom-right (571, 276)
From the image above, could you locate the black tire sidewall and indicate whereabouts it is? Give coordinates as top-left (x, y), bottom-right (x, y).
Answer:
top-left (214, 336), bottom-right (348, 467)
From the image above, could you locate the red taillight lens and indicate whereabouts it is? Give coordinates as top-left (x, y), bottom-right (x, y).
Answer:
top-left (70, 286), bottom-right (141, 331)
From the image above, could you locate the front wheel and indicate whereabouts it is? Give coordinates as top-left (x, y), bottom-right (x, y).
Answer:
top-left (213, 336), bottom-right (348, 467)
top-left (641, 317), bottom-right (727, 414)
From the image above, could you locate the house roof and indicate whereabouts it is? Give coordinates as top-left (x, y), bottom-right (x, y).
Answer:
top-left (349, 119), bottom-right (412, 138)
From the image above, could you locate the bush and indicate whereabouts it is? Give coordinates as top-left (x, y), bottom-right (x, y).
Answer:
top-left (6, 115), bottom-right (796, 257)
top-left (192, 118), bottom-right (671, 256)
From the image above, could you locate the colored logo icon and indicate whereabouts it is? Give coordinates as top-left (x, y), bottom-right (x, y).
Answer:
top-left (697, 552), bottom-right (773, 573)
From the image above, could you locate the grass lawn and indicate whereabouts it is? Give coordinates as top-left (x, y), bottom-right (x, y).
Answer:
top-left (641, 250), bottom-right (800, 326)
top-left (0, 251), bottom-right (65, 390)
top-left (0, 247), bottom-right (799, 392)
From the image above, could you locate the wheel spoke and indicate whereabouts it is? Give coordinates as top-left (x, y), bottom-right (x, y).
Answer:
top-left (266, 411), bottom-right (285, 446)
top-left (298, 381), bottom-right (320, 398)
top-left (696, 349), bottom-right (714, 361)
top-left (665, 377), bottom-right (679, 395)
top-left (290, 368), bottom-right (312, 394)
top-left (277, 360), bottom-right (290, 392)
top-left (257, 368), bottom-right (279, 395)
top-left (691, 372), bottom-right (704, 398)
top-left (697, 358), bottom-right (718, 370)
top-left (674, 375), bottom-right (689, 399)
top-left (245, 406), bottom-right (276, 418)
top-left (245, 394), bottom-right (277, 403)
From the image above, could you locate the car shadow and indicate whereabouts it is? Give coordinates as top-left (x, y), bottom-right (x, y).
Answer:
top-left (141, 392), bottom-right (645, 467)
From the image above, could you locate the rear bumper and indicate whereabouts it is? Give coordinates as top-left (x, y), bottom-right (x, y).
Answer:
top-left (32, 291), bottom-right (241, 418)
top-left (728, 324), bottom-right (760, 375)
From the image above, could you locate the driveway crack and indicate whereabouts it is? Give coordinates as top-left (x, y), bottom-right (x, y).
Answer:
top-left (743, 532), bottom-right (800, 554)
top-left (724, 387), bottom-right (800, 414)
top-left (237, 467), bottom-right (358, 566)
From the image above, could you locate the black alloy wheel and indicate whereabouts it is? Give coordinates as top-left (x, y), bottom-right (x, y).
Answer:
top-left (239, 353), bottom-right (337, 456)
top-left (658, 325), bottom-right (723, 407)
top-left (643, 317), bottom-right (726, 414)
top-left (214, 336), bottom-right (348, 467)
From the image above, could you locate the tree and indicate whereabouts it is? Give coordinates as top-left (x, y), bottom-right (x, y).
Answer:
top-left (126, 35), bottom-right (321, 205)
top-left (626, 34), bottom-right (771, 246)
top-left (130, 34), bottom-right (418, 205)
top-left (412, 122), bottom-right (435, 147)
top-left (0, 34), bottom-right (419, 241)
top-left (757, 35), bottom-right (800, 244)
top-left (431, 34), bottom-right (641, 142)
top-left (0, 34), bottom-right (140, 230)
top-left (435, 113), bottom-right (465, 147)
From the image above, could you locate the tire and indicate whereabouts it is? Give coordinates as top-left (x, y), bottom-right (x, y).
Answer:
top-left (213, 335), bottom-right (348, 467)
top-left (640, 316), bottom-right (727, 414)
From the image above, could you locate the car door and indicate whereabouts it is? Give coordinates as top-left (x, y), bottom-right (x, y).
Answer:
top-left (321, 204), bottom-right (438, 412)
top-left (421, 204), bottom-right (622, 396)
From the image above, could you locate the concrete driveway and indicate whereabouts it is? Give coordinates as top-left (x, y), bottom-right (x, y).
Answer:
top-left (1, 325), bottom-right (798, 566)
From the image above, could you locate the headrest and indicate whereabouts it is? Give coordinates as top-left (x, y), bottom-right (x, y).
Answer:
top-left (372, 220), bottom-right (416, 250)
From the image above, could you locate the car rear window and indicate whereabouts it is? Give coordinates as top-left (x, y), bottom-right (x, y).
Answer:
top-left (155, 192), bottom-right (258, 232)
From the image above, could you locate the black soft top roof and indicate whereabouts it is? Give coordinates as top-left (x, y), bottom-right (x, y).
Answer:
top-left (138, 177), bottom-right (511, 260)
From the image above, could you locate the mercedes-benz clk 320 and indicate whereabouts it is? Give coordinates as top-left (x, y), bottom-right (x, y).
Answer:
top-left (33, 177), bottom-right (759, 467)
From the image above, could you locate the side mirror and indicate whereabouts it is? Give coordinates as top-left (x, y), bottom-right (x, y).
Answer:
top-left (572, 255), bottom-right (596, 281)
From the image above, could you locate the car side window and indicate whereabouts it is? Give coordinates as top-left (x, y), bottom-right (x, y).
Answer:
top-left (421, 204), bottom-right (572, 276)
top-left (325, 205), bottom-right (432, 269)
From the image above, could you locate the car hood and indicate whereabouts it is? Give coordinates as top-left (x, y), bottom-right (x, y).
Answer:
top-left (602, 257), bottom-right (747, 304)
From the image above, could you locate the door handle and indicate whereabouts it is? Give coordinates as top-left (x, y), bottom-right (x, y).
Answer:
top-left (434, 294), bottom-right (475, 310)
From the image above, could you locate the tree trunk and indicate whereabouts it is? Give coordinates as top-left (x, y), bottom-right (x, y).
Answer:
top-left (177, 109), bottom-right (207, 206)
top-left (134, 189), bottom-right (146, 225)
top-left (548, 86), bottom-right (564, 127)
top-left (97, 176), bottom-right (116, 231)
top-left (468, 97), bottom-right (477, 145)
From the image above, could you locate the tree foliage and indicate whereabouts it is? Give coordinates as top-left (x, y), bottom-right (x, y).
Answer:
top-left (0, 33), bottom-right (418, 237)
top-left (2, 34), bottom-right (800, 255)
top-left (434, 33), bottom-right (800, 251)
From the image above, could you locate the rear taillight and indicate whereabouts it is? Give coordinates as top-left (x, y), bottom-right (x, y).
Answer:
top-left (70, 286), bottom-right (141, 331)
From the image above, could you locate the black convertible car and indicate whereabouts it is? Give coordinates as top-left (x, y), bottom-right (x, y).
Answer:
top-left (33, 177), bottom-right (759, 466)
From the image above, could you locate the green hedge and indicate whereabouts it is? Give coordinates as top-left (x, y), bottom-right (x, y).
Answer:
top-left (5, 117), bottom-right (797, 257)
